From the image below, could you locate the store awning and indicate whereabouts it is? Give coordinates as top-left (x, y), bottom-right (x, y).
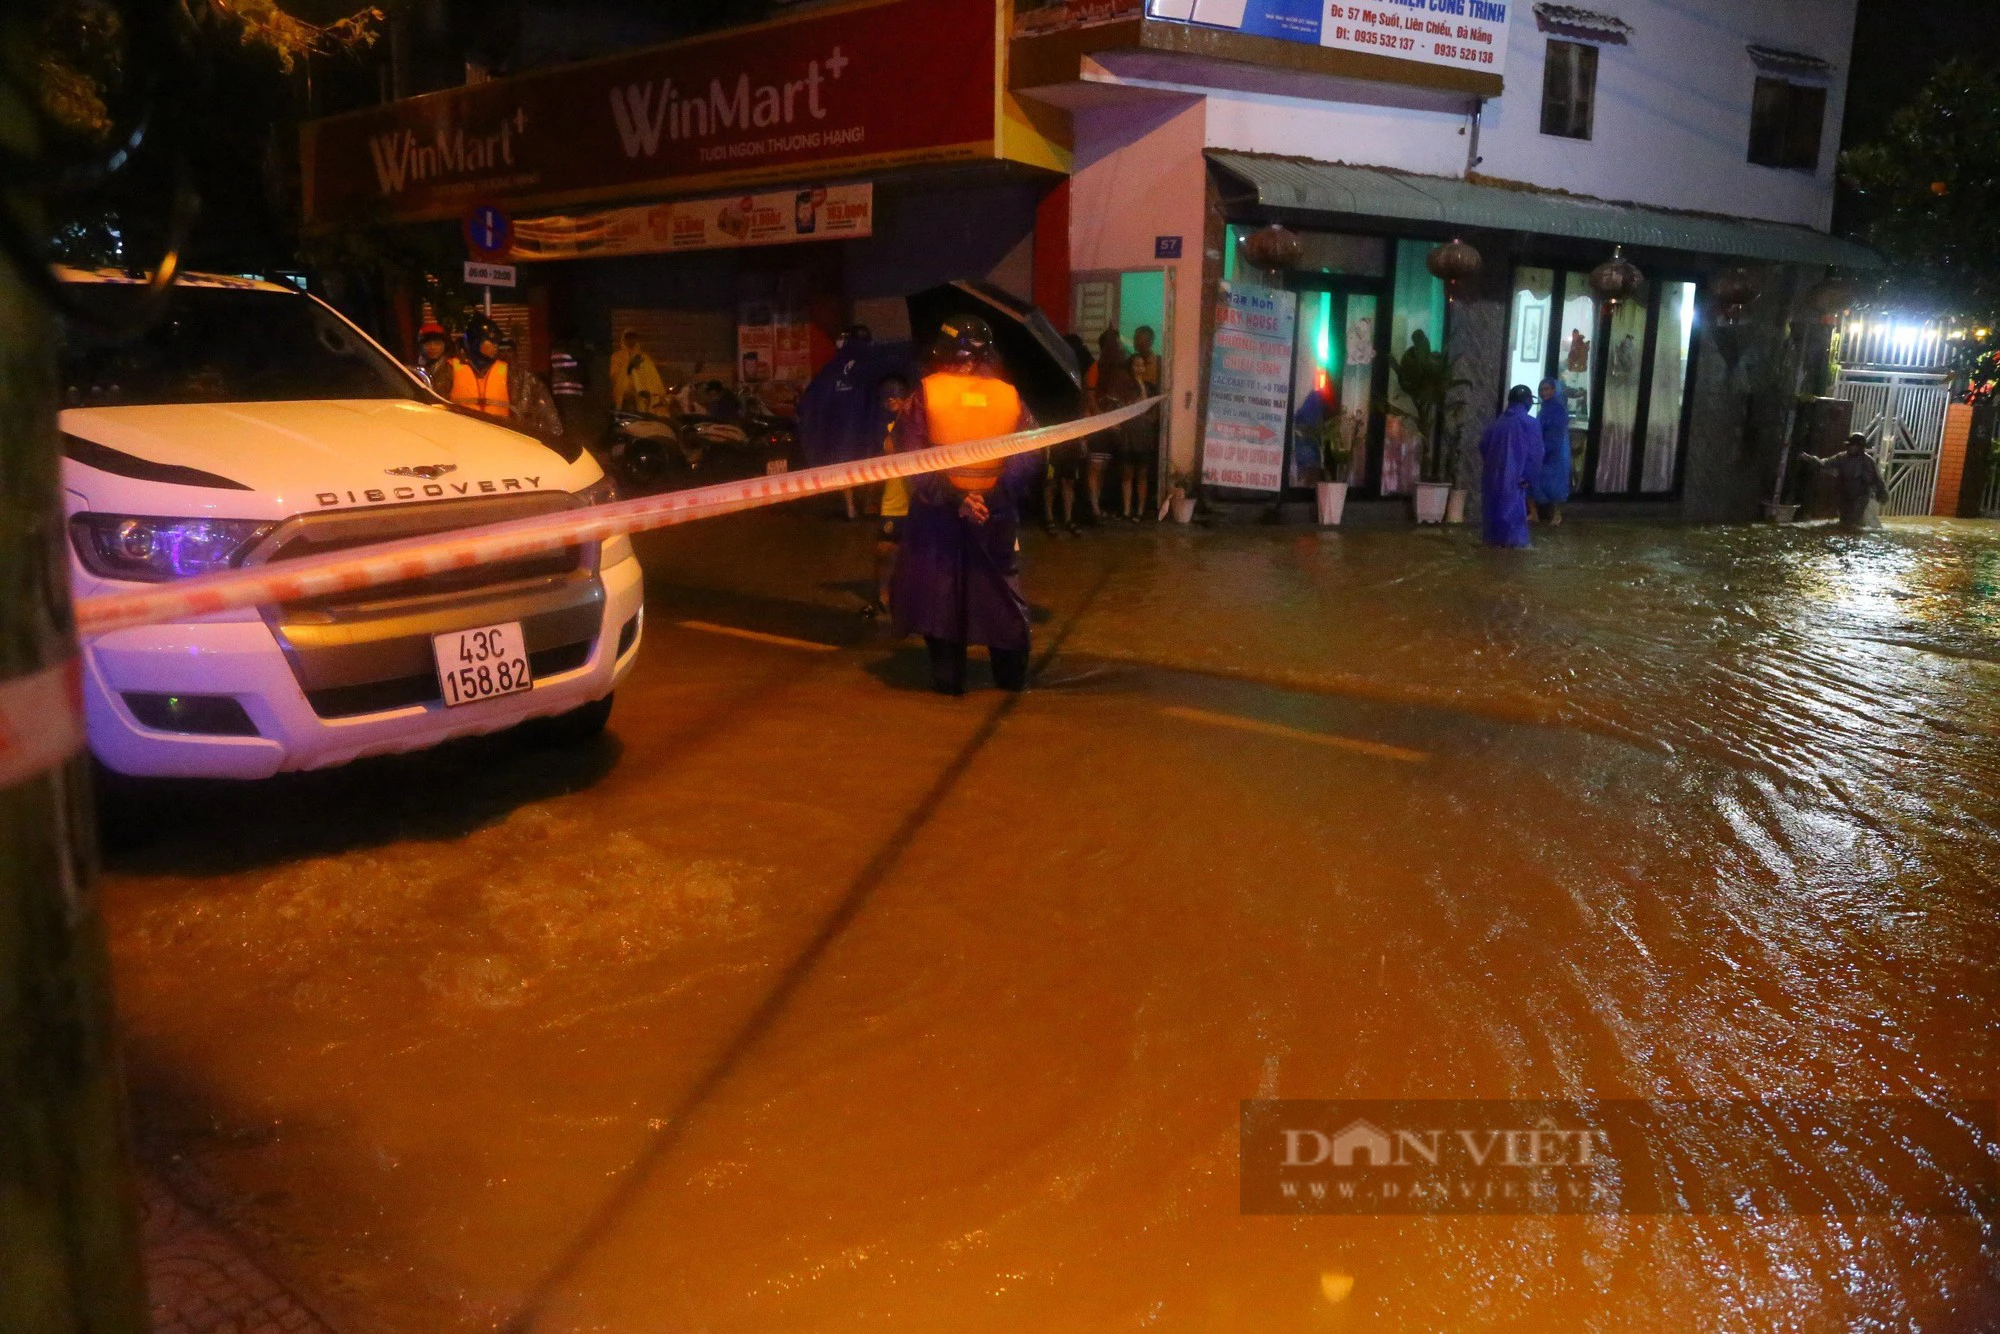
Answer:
top-left (1208, 152), bottom-right (1882, 269)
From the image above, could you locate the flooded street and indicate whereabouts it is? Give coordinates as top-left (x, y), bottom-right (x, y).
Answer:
top-left (98, 514), bottom-right (2000, 1331)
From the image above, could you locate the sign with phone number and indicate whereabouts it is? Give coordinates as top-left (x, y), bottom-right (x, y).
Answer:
top-left (1202, 283), bottom-right (1297, 493)
top-left (1145, 0), bottom-right (1512, 79)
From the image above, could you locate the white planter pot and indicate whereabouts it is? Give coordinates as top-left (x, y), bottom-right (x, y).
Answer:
top-left (1445, 487), bottom-right (1468, 524)
top-left (1314, 480), bottom-right (1348, 526)
top-left (1413, 481), bottom-right (1452, 524)
top-left (1170, 495), bottom-right (1197, 524)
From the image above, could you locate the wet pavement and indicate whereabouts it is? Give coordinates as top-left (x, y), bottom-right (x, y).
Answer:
top-left (98, 511), bottom-right (2000, 1331)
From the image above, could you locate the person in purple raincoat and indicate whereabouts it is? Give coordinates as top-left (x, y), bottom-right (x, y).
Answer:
top-left (890, 315), bottom-right (1039, 695)
top-left (1530, 378), bottom-right (1571, 526)
top-left (1479, 385), bottom-right (1543, 548)
top-left (796, 324), bottom-right (879, 519)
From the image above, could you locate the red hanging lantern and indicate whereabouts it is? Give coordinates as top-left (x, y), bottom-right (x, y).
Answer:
top-left (1426, 237), bottom-right (1483, 300)
top-left (1589, 246), bottom-right (1644, 304)
top-left (1711, 266), bottom-right (1762, 321)
top-left (1241, 224), bottom-right (1303, 273)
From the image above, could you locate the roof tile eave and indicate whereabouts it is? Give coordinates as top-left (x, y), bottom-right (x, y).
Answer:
top-left (1206, 151), bottom-right (1881, 268)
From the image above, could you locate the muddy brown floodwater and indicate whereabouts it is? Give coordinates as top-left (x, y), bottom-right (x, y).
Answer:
top-left (98, 513), bottom-right (2000, 1331)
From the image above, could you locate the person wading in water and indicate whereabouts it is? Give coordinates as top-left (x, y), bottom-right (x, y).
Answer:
top-left (1798, 433), bottom-right (1890, 530)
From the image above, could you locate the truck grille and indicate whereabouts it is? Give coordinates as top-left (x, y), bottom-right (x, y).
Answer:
top-left (251, 493), bottom-right (612, 719)
top-left (249, 494), bottom-right (586, 613)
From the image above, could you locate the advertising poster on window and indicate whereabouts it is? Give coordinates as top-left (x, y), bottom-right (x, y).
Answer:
top-left (738, 294), bottom-right (814, 416)
top-left (738, 302), bottom-right (776, 388)
top-left (510, 184), bottom-right (873, 261)
top-left (1145, 0), bottom-right (1513, 79)
top-left (1203, 283), bottom-right (1296, 493)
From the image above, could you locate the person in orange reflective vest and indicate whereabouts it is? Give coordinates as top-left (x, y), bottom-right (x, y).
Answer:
top-left (890, 315), bottom-right (1039, 695)
top-left (448, 316), bottom-right (511, 419)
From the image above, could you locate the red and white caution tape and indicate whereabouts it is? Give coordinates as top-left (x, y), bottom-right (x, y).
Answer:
top-left (74, 398), bottom-right (1161, 639)
top-left (0, 658), bottom-right (84, 789)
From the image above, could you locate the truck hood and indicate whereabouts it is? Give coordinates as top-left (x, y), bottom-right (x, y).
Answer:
top-left (61, 399), bottom-right (595, 520)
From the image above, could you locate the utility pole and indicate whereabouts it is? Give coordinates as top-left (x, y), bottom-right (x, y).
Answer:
top-left (0, 16), bottom-right (150, 1331)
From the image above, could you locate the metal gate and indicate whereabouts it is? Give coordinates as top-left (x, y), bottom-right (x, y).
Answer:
top-left (1833, 371), bottom-right (1952, 516)
top-left (1983, 404), bottom-right (2000, 517)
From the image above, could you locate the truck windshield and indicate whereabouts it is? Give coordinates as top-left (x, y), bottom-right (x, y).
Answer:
top-left (58, 284), bottom-right (427, 408)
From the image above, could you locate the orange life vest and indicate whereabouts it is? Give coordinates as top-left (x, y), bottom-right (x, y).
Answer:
top-left (921, 371), bottom-right (1022, 494)
top-left (449, 359), bottom-right (511, 419)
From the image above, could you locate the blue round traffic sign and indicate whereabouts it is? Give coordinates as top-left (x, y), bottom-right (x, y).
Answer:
top-left (464, 204), bottom-right (512, 256)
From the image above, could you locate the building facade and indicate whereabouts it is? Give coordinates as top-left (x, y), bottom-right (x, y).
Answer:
top-left (1018, 0), bottom-right (1874, 520)
top-left (302, 0), bottom-right (1877, 523)
top-left (302, 0), bottom-right (1071, 433)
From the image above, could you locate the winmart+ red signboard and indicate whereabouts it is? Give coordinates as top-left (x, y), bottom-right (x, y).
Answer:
top-left (301, 0), bottom-right (999, 225)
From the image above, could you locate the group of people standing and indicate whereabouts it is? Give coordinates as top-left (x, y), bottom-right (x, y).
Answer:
top-left (411, 315), bottom-right (566, 437)
top-left (1479, 375), bottom-right (1890, 546)
top-left (1477, 379), bottom-right (1575, 548)
top-left (1042, 326), bottom-right (1162, 534)
top-left (793, 318), bottom-right (1165, 634)
top-left (805, 311), bottom-right (1166, 696)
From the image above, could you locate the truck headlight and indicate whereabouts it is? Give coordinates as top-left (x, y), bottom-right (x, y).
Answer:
top-left (69, 514), bottom-right (274, 582)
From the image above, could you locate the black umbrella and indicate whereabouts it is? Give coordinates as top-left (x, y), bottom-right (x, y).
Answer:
top-left (906, 280), bottom-right (1084, 424)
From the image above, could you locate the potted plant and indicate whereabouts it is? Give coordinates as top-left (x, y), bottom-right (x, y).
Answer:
top-left (1314, 413), bottom-right (1363, 526)
top-left (1163, 469), bottom-right (1199, 524)
top-left (1389, 331), bottom-right (1469, 524)
top-left (1442, 424), bottom-right (1469, 523)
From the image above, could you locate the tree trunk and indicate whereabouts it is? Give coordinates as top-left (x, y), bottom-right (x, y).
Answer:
top-left (0, 32), bottom-right (150, 1331)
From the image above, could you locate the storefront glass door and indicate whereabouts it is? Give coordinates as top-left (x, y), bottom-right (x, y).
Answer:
top-left (1595, 281), bottom-right (1650, 493)
top-left (1508, 264), bottom-right (1701, 499)
top-left (1641, 281), bottom-right (1698, 492)
top-left (1556, 272), bottom-right (1599, 494)
top-left (1507, 268), bottom-right (1555, 395)
top-left (1384, 240), bottom-right (1446, 495)
top-left (1286, 287), bottom-right (1380, 488)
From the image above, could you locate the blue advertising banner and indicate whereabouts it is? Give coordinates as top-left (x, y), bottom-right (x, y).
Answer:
top-left (1146, 0), bottom-right (1513, 78)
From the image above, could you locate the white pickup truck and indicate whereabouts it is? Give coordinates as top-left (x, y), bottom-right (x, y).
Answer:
top-left (58, 269), bottom-right (644, 778)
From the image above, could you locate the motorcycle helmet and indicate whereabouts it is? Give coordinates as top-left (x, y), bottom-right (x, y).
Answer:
top-left (464, 316), bottom-right (502, 359)
top-left (930, 314), bottom-right (997, 373)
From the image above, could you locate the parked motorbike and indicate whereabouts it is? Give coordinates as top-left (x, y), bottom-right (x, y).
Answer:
top-left (603, 409), bottom-right (685, 490)
top-left (603, 378), bottom-right (797, 493)
top-left (738, 384), bottom-right (798, 472)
